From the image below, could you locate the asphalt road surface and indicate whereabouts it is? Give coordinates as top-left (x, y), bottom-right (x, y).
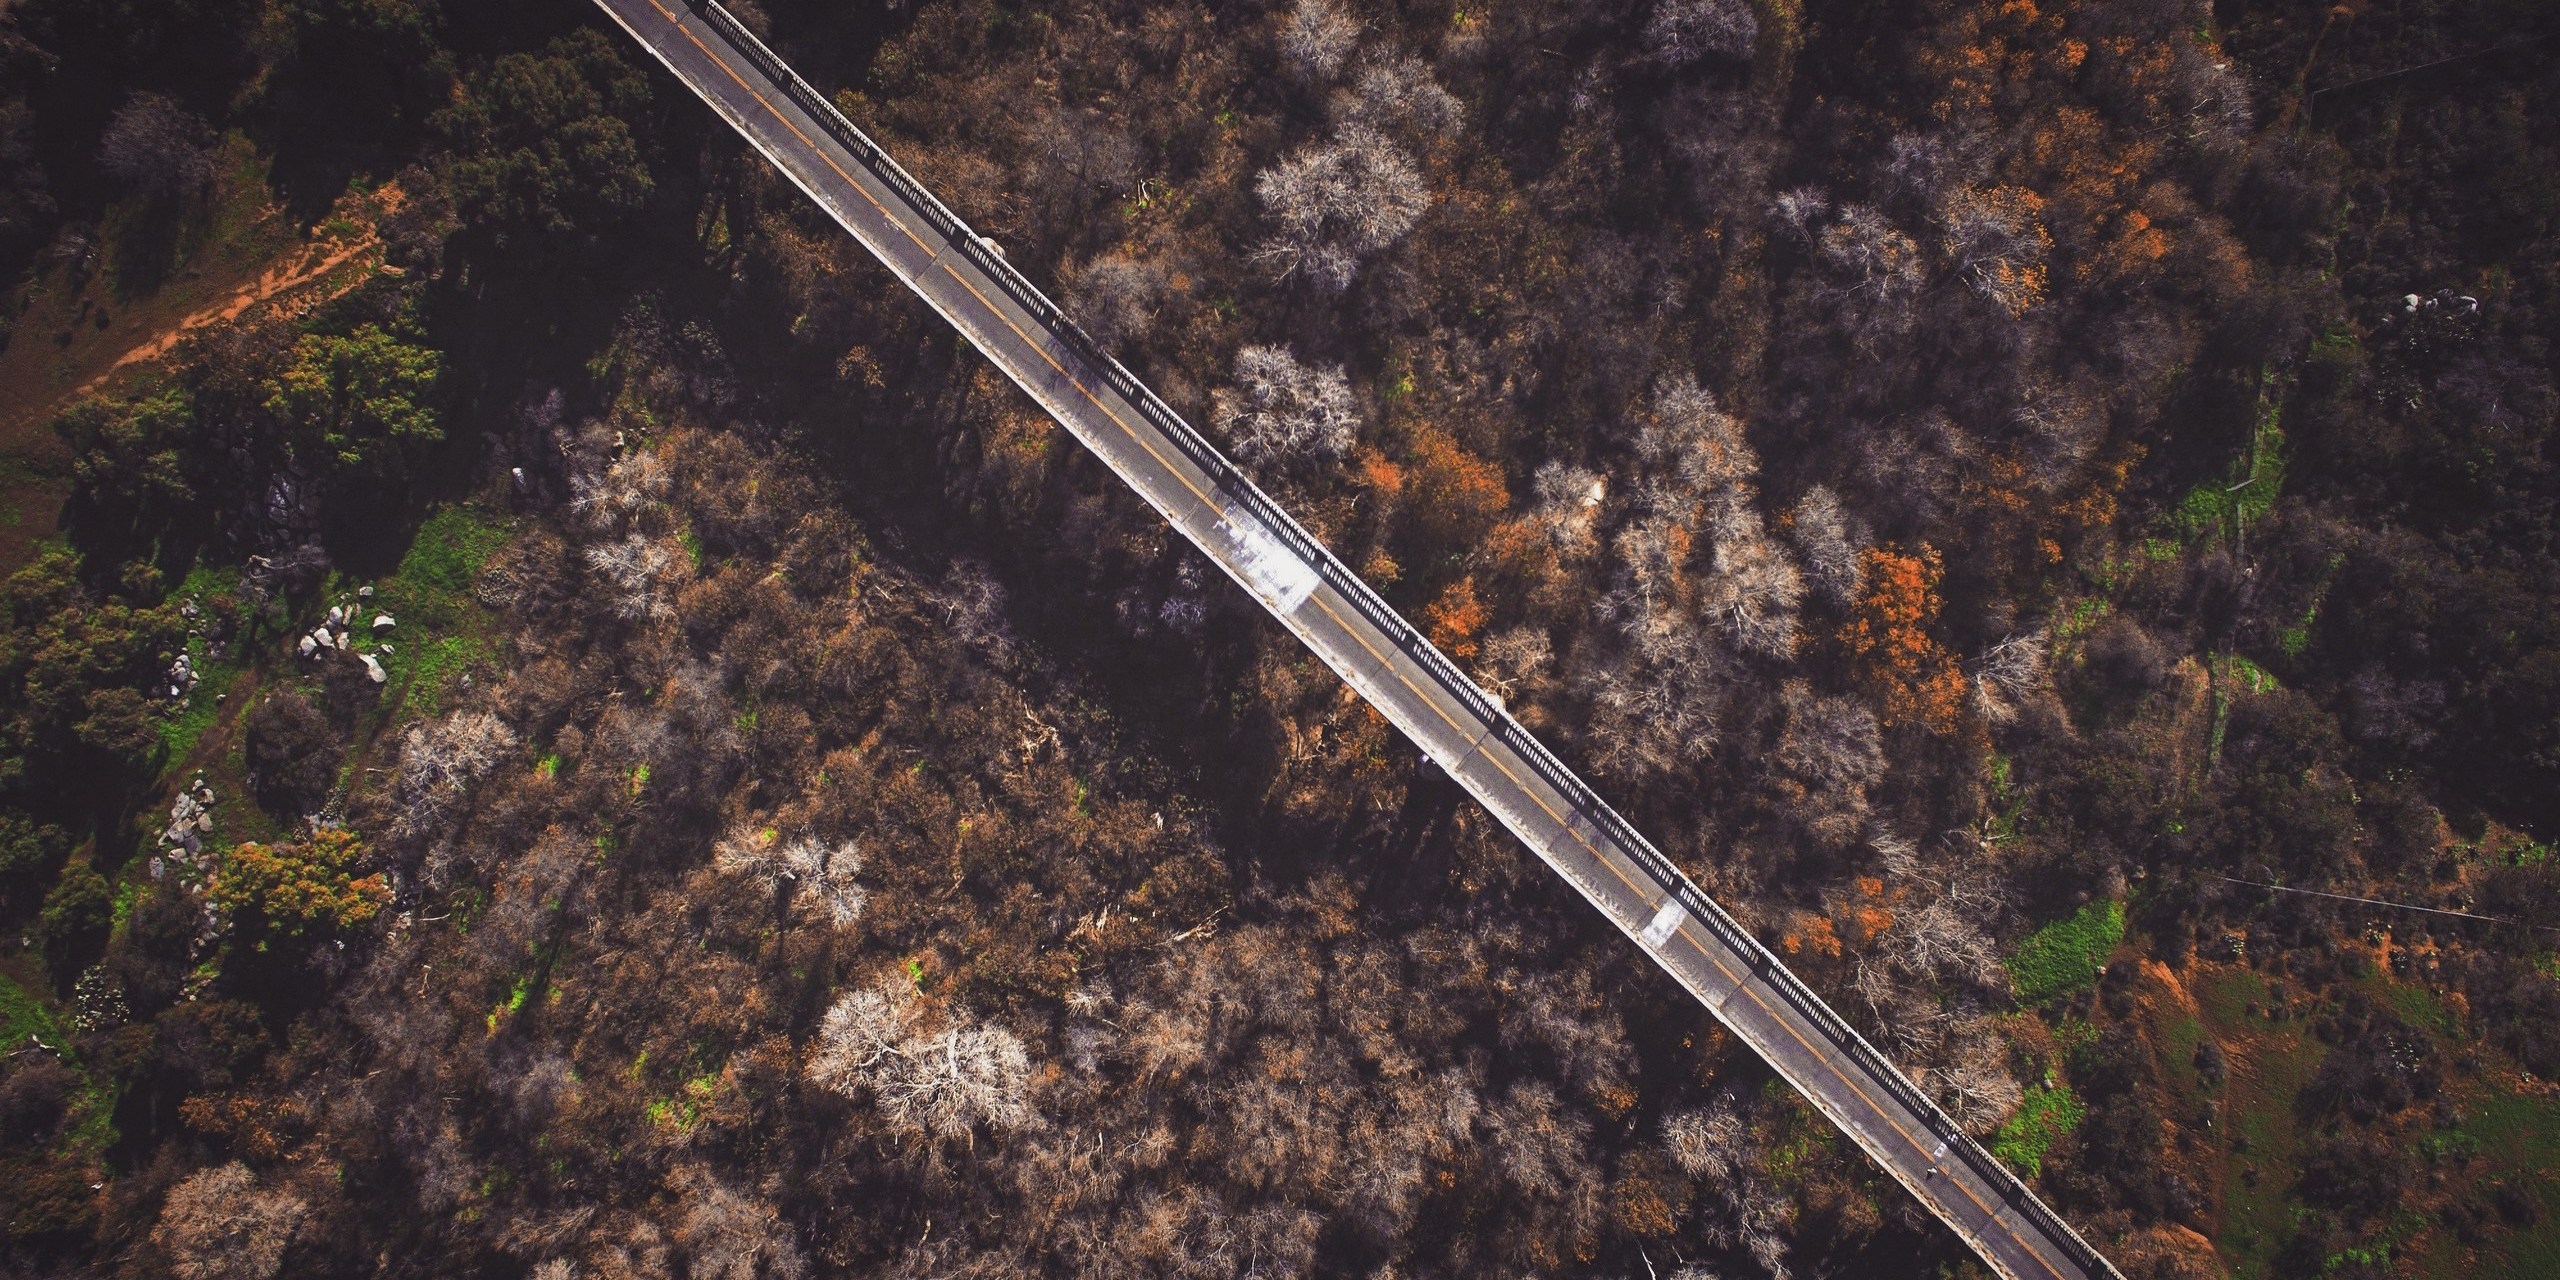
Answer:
top-left (589, 4), bottom-right (2125, 1278)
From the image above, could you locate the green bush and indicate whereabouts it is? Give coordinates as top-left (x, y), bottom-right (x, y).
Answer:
top-left (2008, 898), bottom-right (2126, 1006)
top-left (1991, 1083), bottom-right (2087, 1178)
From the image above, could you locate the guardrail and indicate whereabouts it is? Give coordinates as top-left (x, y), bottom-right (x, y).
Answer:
top-left (678, 3), bottom-right (2118, 1274)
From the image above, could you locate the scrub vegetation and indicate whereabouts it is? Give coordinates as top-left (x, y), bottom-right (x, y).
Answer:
top-left (0, 1), bottom-right (2555, 1279)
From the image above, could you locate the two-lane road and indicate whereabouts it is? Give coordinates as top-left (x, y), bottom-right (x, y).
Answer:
top-left (588, 4), bottom-right (2123, 1278)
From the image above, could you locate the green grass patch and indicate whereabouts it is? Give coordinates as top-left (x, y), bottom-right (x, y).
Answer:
top-left (0, 969), bottom-right (119, 1154)
top-left (394, 505), bottom-right (511, 603)
top-left (2198, 967), bottom-right (2326, 1279)
top-left (2009, 898), bottom-right (2126, 1006)
top-left (2173, 381), bottom-right (2288, 545)
top-left (0, 969), bottom-right (66, 1051)
top-left (1992, 1084), bottom-right (2086, 1178)
top-left (367, 504), bottom-right (510, 718)
top-left (2421, 1085), bottom-right (2560, 1280)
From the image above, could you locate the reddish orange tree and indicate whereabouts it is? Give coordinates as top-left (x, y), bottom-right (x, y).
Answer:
top-left (1838, 545), bottom-right (1968, 734)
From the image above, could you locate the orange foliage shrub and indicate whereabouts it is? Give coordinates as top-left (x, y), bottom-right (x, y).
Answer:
top-left (210, 828), bottom-right (389, 940)
top-left (1423, 575), bottom-right (1488, 658)
top-left (1398, 424), bottom-right (1509, 555)
top-left (1838, 545), bottom-right (1969, 734)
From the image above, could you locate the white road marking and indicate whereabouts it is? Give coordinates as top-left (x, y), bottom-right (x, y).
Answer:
top-left (1215, 507), bottom-right (1318, 613)
top-left (1642, 899), bottom-right (1687, 947)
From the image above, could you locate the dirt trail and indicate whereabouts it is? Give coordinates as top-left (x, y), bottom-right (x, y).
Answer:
top-left (78, 239), bottom-right (379, 392)
top-left (78, 182), bottom-right (406, 395)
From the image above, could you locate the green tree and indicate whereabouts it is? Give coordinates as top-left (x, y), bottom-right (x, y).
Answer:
top-left (1, 550), bottom-right (182, 783)
top-left (54, 385), bottom-right (203, 550)
top-left (0, 813), bottom-right (68, 910)
top-left (265, 324), bottom-right (443, 479)
top-left (435, 29), bottom-right (653, 250)
top-left (39, 861), bottom-right (110, 957)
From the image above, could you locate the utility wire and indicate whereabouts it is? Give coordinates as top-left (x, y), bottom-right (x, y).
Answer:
top-left (2209, 873), bottom-right (2557, 934)
top-left (2308, 30), bottom-right (2560, 101)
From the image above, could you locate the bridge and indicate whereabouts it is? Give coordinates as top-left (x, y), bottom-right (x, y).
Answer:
top-left (588, 3), bottom-right (2126, 1277)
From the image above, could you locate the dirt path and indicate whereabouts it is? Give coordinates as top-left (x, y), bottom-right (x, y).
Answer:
top-left (77, 236), bottom-right (383, 394)
top-left (79, 182), bottom-right (406, 396)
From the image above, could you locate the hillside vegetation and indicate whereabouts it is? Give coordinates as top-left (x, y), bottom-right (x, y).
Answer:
top-left (0, 2), bottom-right (2555, 1280)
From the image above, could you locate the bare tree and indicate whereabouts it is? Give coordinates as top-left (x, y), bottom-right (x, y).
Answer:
top-left (1970, 630), bottom-right (2050, 724)
top-left (1773, 680), bottom-right (1884, 845)
top-left (1818, 202), bottom-right (1923, 299)
top-left (929, 560), bottom-right (1015, 663)
top-left (1702, 507), bottom-right (1805, 658)
top-left (568, 449), bottom-right (670, 532)
top-left (780, 835), bottom-right (867, 928)
top-left (1488, 1080), bottom-right (1593, 1199)
top-left (1660, 1096), bottom-right (1746, 1182)
top-left (1251, 124), bottom-right (1429, 293)
top-left (393, 710), bottom-right (519, 841)
top-left (152, 1163), bottom-right (308, 1280)
top-left (1065, 254), bottom-right (1171, 351)
top-left (99, 93), bottom-right (217, 203)
top-left (583, 533), bottom-right (683, 620)
top-left (1332, 56), bottom-right (1461, 138)
top-left (1644, 0), bottom-right (1759, 66)
top-left (1530, 461), bottom-right (1606, 553)
top-left (1888, 867), bottom-right (2010, 993)
top-left (808, 978), bottom-right (1036, 1143)
top-left (669, 1166), bottom-right (807, 1280)
top-left (1275, 0), bottom-right (1358, 84)
top-left (1211, 345), bottom-right (1360, 469)
top-left (1787, 485), bottom-right (1865, 607)
top-left (1634, 372), bottom-right (1757, 507)
top-left (1769, 185), bottom-right (1830, 245)
top-left (1940, 185), bottom-right (2052, 316)
top-left (1927, 1018), bottom-right (2024, 1135)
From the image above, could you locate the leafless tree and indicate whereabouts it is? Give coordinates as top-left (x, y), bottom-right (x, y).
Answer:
top-left (1332, 56), bottom-right (1461, 138)
top-left (1644, 0), bottom-right (1759, 66)
top-left (99, 93), bottom-right (217, 203)
top-left (151, 1163), bottom-right (308, 1280)
top-left (1819, 203), bottom-right (1924, 299)
top-left (1529, 461), bottom-right (1605, 553)
top-left (1769, 185), bottom-right (1829, 245)
top-left (1702, 507), bottom-right (1805, 658)
top-left (583, 533), bottom-right (683, 620)
top-left (1211, 345), bottom-right (1360, 469)
top-left (1634, 373), bottom-right (1757, 509)
top-left (568, 449), bottom-right (670, 532)
top-left (1660, 1095), bottom-right (1746, 1182)
top-left (1940, 185), bottom-right (2052, 316)
top-left (809, 978), bottom-right (1036, 1144)
top-left (1477, 625), bottom-right (1554, 702)
top-left (393, 710), bottom-right (519, 841)
top-left (781, 835), bottom-right (867, 928)
top-left (1787, 485), bottom-right (1866, 607)
top-left (1275, 0), bottom-right (1358, 84)
top-left (1065, 254), bottom-right (1171, 351)
top-left (1489, 1080), bottom-right (1592, 1200)
top-left (1773, 680), bottom-right (1884, 845)
top-left (1970, 630), bottom-right (2050, 724)
top-left (1888, 868), bottom-right (2010, 993)
top-left (2014, 382), bottom-right (2102, 483)
top-left (1581, 627), bottom-right (1729, 776)
top-left (1927, 1018), bottom-right (2024, 1135)
top-left (930, 560), bottom-right (1015, 663)
top-left (1251, 124), bottom-right (1429, 293)
top-left (669, 1166), bottom-right (808, 1280)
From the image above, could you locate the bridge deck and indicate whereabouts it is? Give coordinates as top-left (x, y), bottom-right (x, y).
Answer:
top-left (588, 4), bottom-right (2123, 1278)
